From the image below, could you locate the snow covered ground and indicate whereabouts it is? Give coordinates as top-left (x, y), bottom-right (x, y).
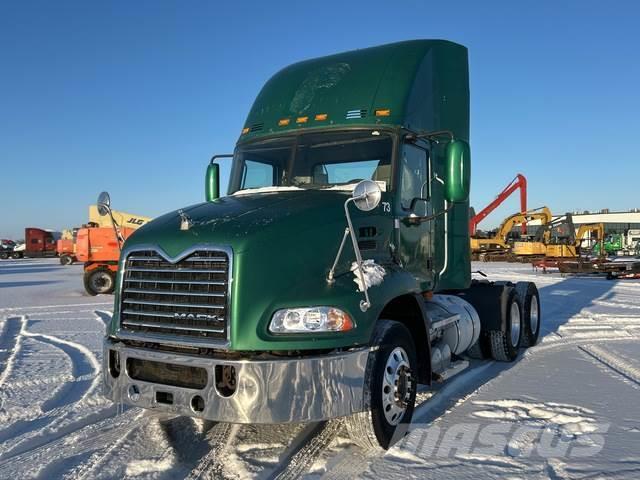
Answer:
top-left (1, 258), bottom-right (639, 479)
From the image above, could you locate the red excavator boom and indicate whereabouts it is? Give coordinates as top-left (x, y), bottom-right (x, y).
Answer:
top-left (470, 174), bottom-right (528, 236)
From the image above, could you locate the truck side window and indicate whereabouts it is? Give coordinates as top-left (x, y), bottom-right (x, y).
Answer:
top-left (242, 160), bottom-right (275, 189)
top-left (400, 145), bottom-right (428, 209)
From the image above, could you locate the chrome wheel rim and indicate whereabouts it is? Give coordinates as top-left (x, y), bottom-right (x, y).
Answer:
top-left (92, 273), bottom-right (112, 293)
top-left (510, 302), bottom-right (521, 347)
top-left (530, 296), bottom-right (539, 335)
top-left (381, 347), bottom-right (413, 426)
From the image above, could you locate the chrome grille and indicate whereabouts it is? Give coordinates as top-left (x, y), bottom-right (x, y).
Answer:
top-left (120, 250), bottom-right (230, 342)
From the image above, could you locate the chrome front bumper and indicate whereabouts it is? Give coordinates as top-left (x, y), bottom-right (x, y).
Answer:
top-left (103, 338), bottom-right (370, 423)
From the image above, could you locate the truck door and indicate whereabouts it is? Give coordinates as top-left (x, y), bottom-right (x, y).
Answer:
top-left (395, 142), bottom-right (434, 291)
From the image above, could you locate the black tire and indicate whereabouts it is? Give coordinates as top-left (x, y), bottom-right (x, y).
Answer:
top-left (60, 254), bottom-right (74, 266)
top-left (84, 268), bottom-right (115, 295)
top-left (515, 282), bottom-right (541, 347)
top-left (345, 320), bottom-right (418, 451)
top-left (0, 252), bottom-right (8, 260)
top-left (489, 289), bottom-right (522, 362)
top-left (11, 252), bottom-right (23, 259)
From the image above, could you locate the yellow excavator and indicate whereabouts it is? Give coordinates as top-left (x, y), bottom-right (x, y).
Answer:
top-left (470, 207), bottom-right (553, 261)
top-left (546, 222), bottom-right (605, 258)
top-left (513, 213), bottom-right (604, 260)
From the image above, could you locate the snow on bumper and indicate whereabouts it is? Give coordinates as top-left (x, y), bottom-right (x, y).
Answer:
top-left (103, 338), bottom-right (370, 423)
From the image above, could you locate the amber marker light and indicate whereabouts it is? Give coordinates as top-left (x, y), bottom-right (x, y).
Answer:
top-left (278, 118), bottom-right (290, 126)
top-left (328, 308), bottom-right (354, 331)
top-left (375, 109), bottom-right (391, 117)
top-left (296, 116), bottom-right (309, 124)
top-left (314, 113), bottom-right (328, 121)
top-left (241, 127), bottom-right (250, 134)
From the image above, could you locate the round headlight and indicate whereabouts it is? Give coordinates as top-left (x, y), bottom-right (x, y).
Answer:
top-left (283, 310), bottom-right (302, 330)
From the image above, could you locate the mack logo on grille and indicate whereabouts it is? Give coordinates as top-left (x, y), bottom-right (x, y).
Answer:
top-left (174, 312), bottom-right (223, 322)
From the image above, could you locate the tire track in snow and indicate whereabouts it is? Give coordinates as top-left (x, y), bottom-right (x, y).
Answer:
top-left (267, 420), bottom-right (342, 480)
top-left (0, 316), bottom-right (26, 389)
top-left (0, 315), bottom-right (103, 459)
top-left (56, 410), bottom-right (148, 480)
top-left (0, 408), bottom-right (148, 478)
top-left (579, 345), bottom-right (640, 389)
top-left (184, 423), bottom-right (239, 480)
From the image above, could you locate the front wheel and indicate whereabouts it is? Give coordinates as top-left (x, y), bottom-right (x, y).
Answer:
top-left (60, 254), bottom-right (74, 266)
top-left (84, 268), bottom-right (115, 295)
top-left (345, 320), bottom-right (417, 451)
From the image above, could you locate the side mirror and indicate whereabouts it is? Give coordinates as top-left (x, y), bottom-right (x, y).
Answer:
top-left (206, 154), bottom-right (234, 202)
top-left (97, 191), bottom-right (111, 216)
top-left (444, 140), bottom-right (470, 203)
top-left (352, 180), bottom-right (382, 212)
top-left (205, 163), bottom-right (220, 202)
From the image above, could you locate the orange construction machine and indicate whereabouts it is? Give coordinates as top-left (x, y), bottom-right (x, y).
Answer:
top-left (79, 194), bottom-right (151, 295)
top-left (77, 226), bottom-right (138, 295)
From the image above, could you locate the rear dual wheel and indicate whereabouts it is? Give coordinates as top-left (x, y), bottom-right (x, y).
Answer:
top-left (516, 282), bottom-right (541, 347)
top-left (471, 282), bottom-right (540, 362)
top-left (489, 289), bottom-right (522, 361)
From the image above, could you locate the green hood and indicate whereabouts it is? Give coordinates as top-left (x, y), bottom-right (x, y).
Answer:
top-left (129, 189), bottom-right (355, 256)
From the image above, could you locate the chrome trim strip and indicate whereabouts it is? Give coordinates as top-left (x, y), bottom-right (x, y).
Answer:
top-left (116, 243), bottom-right (233, 349)
top-left (125, 278), bottom-right (226, 286)
top-left (127, 255), bottom-right (228, 263)
top-left (121, 309), bottom-right (225, 322)
top-left (103, 338), bottom-right (369, 423)
top-left (121, 319), bottom-right (225, 334)
top-left (124, 288), bottom-right (225, 298)
top-left (127, 267), bottom-right (227, 274)
top-left (123, 299), bottom-right (225, 310)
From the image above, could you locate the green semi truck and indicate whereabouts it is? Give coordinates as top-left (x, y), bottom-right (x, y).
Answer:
top-left (102, 40), bottom-right (541, 450)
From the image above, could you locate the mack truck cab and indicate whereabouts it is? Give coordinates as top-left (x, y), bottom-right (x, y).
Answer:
top-left (102, 40), bottom-right (541, 450)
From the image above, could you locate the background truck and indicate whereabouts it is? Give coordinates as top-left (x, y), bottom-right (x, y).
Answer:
top-left (24, 227), bottom-right (58, 257)
top-left (102, 40), bottom-right (542, 450)
top-left (78, 204), bottom-right (151, 295)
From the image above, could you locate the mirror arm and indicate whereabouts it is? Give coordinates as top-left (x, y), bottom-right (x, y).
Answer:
top-left (344, 197), bottom-right (372, 312)
top-left (210, 154), bottom-right (233, 164)
top-left (103, 206), bottom-right (124, 251)
top-left (327, 228), bottom-right (350, 284)
top-left (326, 197), bottom-right (372, 312)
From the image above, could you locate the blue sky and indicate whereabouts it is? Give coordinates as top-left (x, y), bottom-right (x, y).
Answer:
top-left (1, 1), bottom-right (639, 239)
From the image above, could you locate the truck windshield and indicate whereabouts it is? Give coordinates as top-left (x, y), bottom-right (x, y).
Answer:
top-left (228, 130), bottom-right (393, 194)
